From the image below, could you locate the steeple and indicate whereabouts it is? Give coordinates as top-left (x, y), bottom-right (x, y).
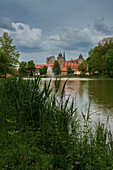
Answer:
top-left (58, 52), bottom-right (62, 58)
top-left (79, 54), bottom-right (83, 59)
top-left (63, 51), bottom-right (66, 61)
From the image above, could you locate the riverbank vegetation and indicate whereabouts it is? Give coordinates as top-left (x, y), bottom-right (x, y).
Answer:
top-left (85, 39), bottom-right (113, 77)
top-left (0, 77), bottom-right (113, 169)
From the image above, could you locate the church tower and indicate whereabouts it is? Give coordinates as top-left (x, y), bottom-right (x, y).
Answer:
top-left (63, 51), bottom-right (66, 62)
top-left (78, 54), bottom-right (84, 64)
top-left (57, 52), bottom-right (64, 69)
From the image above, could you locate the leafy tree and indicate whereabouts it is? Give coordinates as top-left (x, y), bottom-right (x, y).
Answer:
top-left (87, 40), bottom-right (113, 75)
top-left (78, 60), bottom-right (87, 74)
top-left (0, 32), bottom-right (19, 75)
top-left (0, 51), bottom-right (10, 75)
top-left (42, 66), bottom-right (47, 75)
top-left (67, 66), bottom-right (74, 75)
top-left (39, 67), bottom-right (43, 75)
top-left (39, 66), bottom-right (47, 75)
top-left (53, 60), bottom-right (61, 75)
top-left (18, 61), bottom-right (27, 76)
top-left (27, 60), bottom-right (36, 76)
top-left (105, 49), bottom-right (113, 77)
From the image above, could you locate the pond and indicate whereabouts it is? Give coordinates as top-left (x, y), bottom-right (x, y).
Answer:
top-left (41, 78), bottom-right (113, 130)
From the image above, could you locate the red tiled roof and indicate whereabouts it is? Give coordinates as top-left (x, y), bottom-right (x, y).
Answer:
top-left (35, 64), bottom-right (54, 69)
top-left (64, 63), bottom-right (78, 69)
top-left (35, 65), bottom-right (42, 69)
top-left (42, 64), bottom-right (54, 68)
top-left (61, 67), bottom-right (67, 72)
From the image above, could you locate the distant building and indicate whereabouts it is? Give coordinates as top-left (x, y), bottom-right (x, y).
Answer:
top-left (46, 52), bottom-right (66, 69)
top-left (57, 52), bottom-right (65, 69)
top-left (34, 64), bottom-right (54, 76)
top-left (46, 56), bottom-right (55, 64)
top-left (60, 54), bottom-right (84, 75)
top-left (35, 52), bottom-right (84, 75)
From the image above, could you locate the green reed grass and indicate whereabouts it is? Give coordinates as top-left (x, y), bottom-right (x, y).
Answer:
top-left (0, 77), bottom-right (113, 169)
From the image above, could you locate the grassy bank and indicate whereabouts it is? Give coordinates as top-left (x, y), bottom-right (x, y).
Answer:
top-left (0, 77), bottom-right (113, 169)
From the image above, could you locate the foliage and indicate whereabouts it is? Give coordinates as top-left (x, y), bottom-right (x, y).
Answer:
top-left (0, 32), bottom-right (19, 75)
top-left (27, 60), bottom-right (36, 76)
top-left (39, 67), bottom-right (43, 75)
top-left (18, 61), bottom-right (27, 76)
top-left (105, 49), bottom-right (113, 77)
top-left (87, 40), bottom-right (113, 75)
top-left (43, 65), bottom-right (47, 75)
top-left (53, 60), bottom-right (61, 75)
top-left (39, 65), bottom-right (47, 75)
top-left (78, 60), bottom-right (87, 74)
top-left (0, 51), bottom-right (10, 75)
top-left (67, 66), bottom-right (74, 75)
top-left (0, 77), bottom-right (113, 169)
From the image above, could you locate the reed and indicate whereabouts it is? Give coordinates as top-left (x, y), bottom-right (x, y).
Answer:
top-left (0, 77), bottom-right (113, 169)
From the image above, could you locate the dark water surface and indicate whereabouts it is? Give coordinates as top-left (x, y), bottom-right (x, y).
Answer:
top-left (42, 78), bottom-right (113, 130)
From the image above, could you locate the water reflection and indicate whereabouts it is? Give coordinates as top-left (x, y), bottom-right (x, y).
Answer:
top-left (42, 78), bottom-right (113, 131)
top-left (88, 80), bottom-right (113, 110)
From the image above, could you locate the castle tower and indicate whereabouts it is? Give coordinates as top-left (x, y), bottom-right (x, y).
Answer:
top-left (63, 51), bottom-right (66, 62)
top-left (78, 54), bottom-right (84, 64)
top-left (57, 52), bottom-right (64, 69)
top-left (46, 56), bottom-right (55, 64)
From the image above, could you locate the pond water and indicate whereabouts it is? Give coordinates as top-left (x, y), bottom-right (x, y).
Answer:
top-left (41, 78), bottom-right (113, 130)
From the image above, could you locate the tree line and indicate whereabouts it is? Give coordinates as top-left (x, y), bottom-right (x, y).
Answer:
top-left (1, 32), bottom-right (113, 77)
top-left (0, 32), bottom-right (80, 77)
top-left (78, 39), bottom-right (113, 77)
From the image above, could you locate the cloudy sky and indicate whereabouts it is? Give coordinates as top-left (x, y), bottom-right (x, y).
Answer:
top-left (0, 0), bottom-right (113, 64)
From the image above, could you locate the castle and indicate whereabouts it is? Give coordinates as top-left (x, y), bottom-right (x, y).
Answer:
top-left (34, 52), bottom-right (84, 75)
top-left (46, 52), bottom-right (84, 75)
top-left (46, 52), bottom-right (66, 69)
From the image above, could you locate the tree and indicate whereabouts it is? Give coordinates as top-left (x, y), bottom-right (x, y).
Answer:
top-left (87, 41), bottom-right (113, 75)
top-left (39, 66), bottom-right (47, 75)
top-left (105, 49), bottom-right (113, 77)
top-left (0, 32), bottom-right (19, 75)
top-left (27, 60), bottom-right (36, 76)
top-left (0, 51), bottom-right (10, 75)
top-left (39, 67), bottom-right (43, 75)
top-left (42, 66), bottom-right (47, 75)
top-left (18, 61), bottom-right (27, 76)
top-left (53, 60), bottom-right (61, 75)
top-left (67, 66), bottom-right (74, 75)
top-left (78, 60), bottom-right (87, 75)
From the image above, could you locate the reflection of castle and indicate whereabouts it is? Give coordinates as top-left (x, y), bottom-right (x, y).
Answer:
top-left (34, 52), bottom-right (84, 75)
top-left (46, 52), bottom-right (84, 75)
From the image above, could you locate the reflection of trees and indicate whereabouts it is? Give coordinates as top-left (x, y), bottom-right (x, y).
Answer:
top-left (45, 80), bottom-right (66, 96)
top-left (44, 79), bottom-right (113, 115)
top-left (78, 81), bottom-right (87, 99)
top-left (60, 80), bottom-right (88, 99)
top-left (66, 80), bottom-right (88, 99)
top-left (88, 80), bottom-right (113, 109)
top-left (45, 80), bottom-right (86, 98)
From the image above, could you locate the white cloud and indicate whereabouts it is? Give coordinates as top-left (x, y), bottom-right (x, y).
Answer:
top-left (43, 26), bottom-right (107, 54)
top-left (0, 21), bottom-right (112, 63)
top-left (11, 22), bottom-right (42, 48)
